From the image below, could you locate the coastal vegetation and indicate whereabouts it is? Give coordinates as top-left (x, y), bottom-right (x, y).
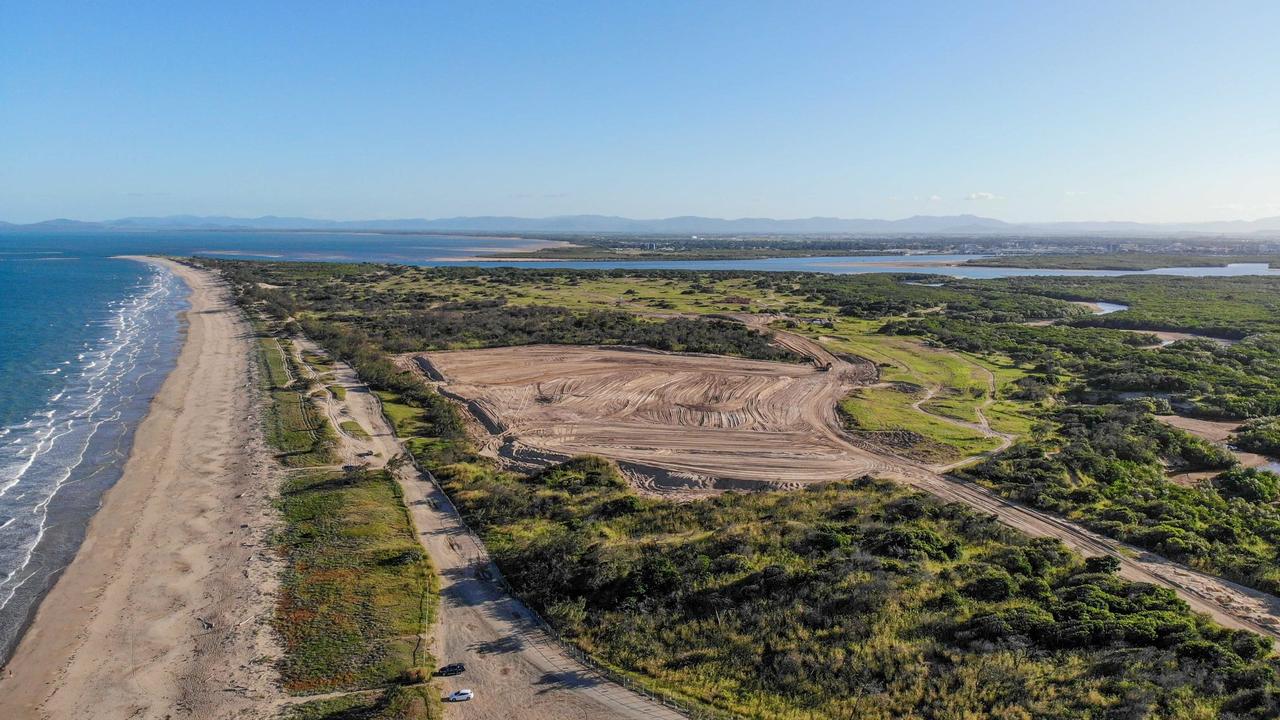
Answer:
top-left (257, 336), bottom-right (337, 467)
top-left (205, 258), bottom-right (1280, 717)
top-left (958, 402), bottom-right (1280, 594)
top-left (434, 457), bottom-right (1280, 719)
top-left (978, 274), bottom-right (1280, 338)
top-left (963, 253), bottom-right (1280, 271)
top-left (276, 467), bottom-right (439, 717)
top-left (1234, 417), bottom-right (1280, 457)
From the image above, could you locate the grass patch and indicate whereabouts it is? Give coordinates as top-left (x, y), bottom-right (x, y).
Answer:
top-left (340, 420), bottom-right (371, 440)
top-left (283, 686), bottom-right (441, 720)
top-left (257, 336), bottom-right (337, 468)
top-left (275, 468), bottom-right (438, 695)
top-left (329, 384), bottom-right (348, 401)
top-left (260, 337), bottom-right (293, 389)
top-left (375, 392), bottom-right (427, 436)
top-left (265, 389), bottom-right (337, 467)
top-left (840, 386), bottom-right (1000, 461)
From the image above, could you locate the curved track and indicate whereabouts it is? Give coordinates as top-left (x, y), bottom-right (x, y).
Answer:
top-left (417, 325), bottom-right (1280, 643)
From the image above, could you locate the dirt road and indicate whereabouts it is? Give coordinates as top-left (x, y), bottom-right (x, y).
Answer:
top-left (0, 259), bottom-right (280, 720)
top-left (418, 340), bottom-right (1280, 642)
top-left (291, 339), bottom-right (686, 720)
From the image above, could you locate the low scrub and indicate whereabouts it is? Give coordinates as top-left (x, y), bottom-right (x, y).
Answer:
top-left (275, 468), bottom-right (437, 694)
top-left (960, 404), bottom-right (1280, 595)
top-left (435, 456), bottom-right (1280, 720)
top-left (1234, 416), bottom-right (1280, 457)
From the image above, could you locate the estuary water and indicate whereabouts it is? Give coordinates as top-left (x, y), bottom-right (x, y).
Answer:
top-left (0, 228), bottom-right (1277, 663)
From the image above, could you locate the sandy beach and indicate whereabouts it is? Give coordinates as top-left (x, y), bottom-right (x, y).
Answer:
top-left (0, 258), bottom-right (279, 719)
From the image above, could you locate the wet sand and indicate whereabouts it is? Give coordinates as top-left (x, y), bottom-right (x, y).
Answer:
top-left (0, 258), bottom-right (279, 719)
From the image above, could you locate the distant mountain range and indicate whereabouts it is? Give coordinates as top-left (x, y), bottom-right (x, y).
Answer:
top-left (5, 213), bottom-right (1280, 236)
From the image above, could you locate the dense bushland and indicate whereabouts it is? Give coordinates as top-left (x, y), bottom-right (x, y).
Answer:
top-left (344, 300), bottom-right (799, 361)
top-left (884, 317), bottom-right (1280, 418)
top-left (977, 275), bottom-right (1280, 338)
top-left (1234, 417), bottom-right (1280, 457)
top-left (434, 456), bottom-right (1280, 720)
top-left (959, 403), bottom-right (1280, 595)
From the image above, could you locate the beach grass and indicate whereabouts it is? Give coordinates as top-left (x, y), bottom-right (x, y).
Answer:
top-left (275, 467), bottom-right (438, 697)
top-left (328, 384), bottom-right (347, 401)
top-left (260, 337), bottom-right (293, 389)
top-left (257, 336), bottom-right (337, 467)
top-left (339, 419), bottom-right (371, 440)
top-left (265, 389), bottom-right (337, 467)
top-left (283, 686), bottom-right (441, 719)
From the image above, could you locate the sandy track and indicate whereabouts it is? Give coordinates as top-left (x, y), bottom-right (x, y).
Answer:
top-left (422, 341), bottom-right (1280, 642)
top-left (293, 340), bottom-right (684, 720)
top-left (0, 259), bottom-right (280, 719)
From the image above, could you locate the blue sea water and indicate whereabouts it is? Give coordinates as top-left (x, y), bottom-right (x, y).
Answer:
top-left (0, 229), bottom-right (1277, 663)
top-left (0, 243), bottom-right (186, 662)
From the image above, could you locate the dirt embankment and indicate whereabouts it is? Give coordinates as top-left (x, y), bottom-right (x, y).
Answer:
top-left (420, 341), bottom-right (1280, 642)
top-left (297, 342), bottom-right (684, 720)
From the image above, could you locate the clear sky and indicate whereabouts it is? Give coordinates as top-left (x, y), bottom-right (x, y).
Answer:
top-left (2, 1), bottom-right (1278, 224)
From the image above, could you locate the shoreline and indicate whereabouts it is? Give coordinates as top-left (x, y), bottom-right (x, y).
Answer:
top-left (0, 258), bottom-right (280, 719)
top-left (0, 260), bottom-right (186, 665)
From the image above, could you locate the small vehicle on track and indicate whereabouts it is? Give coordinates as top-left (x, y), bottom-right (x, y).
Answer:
top-left (445, 689), bottom-right (474, 702)
top-left (435, 662), bottom-right (466, 677)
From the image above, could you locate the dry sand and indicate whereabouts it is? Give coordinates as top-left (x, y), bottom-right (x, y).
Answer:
top-left (1157, 415), bottom-right (1279, 485)
top-left (0, 258), bottom-right (279, 720)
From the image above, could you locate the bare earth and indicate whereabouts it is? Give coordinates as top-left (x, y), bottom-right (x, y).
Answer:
top-left (418, 339), bottom-right (1280, 642)
top-left (1157, 415), bottom-right (1280, 485)
top-left (288, 337), bottom-right (684, 720)
top-left (0, 259), bottom-right (280, 719)
top-left (423, 344), bottom-right (887, 493)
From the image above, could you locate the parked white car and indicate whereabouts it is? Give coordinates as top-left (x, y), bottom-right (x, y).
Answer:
top-left (446, 689), bottom-right (474, 702)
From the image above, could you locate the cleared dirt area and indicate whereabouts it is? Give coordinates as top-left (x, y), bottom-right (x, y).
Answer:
top-left (415, 341), bottom-right (1280, 642)
top-left (290, 338), bottom-right (684, 720)
top-left (420, 345), bottom-right (891, 494)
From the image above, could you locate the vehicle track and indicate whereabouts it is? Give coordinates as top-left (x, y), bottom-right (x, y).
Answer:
top-left (289, 337), bottom-right (687, 720)
top-left (416, 322), bottom-right (1280, 643)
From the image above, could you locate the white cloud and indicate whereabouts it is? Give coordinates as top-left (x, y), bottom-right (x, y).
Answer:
top-left (928, 194), bottom-right (943, 202)
top-left (964, 191), bottom-right (1003, 201)
top-left (1064, 190), bottom-right (1088, 198)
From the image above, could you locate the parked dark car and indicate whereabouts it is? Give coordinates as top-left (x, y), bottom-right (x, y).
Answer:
top-left (435, 663), bottom-right (466, 677)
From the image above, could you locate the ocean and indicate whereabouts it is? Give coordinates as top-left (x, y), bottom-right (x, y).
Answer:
top-left (0, 229), bottom-right (1278, 663)
top-left (0, 246), bottom-right (186, 661)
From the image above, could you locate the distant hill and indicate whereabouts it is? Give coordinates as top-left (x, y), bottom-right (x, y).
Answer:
top-left (3, 213), bottom-right (1280, 236)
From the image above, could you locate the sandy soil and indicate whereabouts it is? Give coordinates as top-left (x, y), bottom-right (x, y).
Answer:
top-left (0, 258), bottom-right (280, 719)
top-left (1157, 415), bottom-right (1279, 485)
top-left (420, 337), bottom-right (1280, 642)
top-left (289, 338), bottom-right (684, 720)
top-left (421, 344), bottom-right (890, 493)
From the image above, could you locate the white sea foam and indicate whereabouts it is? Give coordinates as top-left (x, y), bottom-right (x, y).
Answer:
top-left (0, 265), bottom-right (182, 614)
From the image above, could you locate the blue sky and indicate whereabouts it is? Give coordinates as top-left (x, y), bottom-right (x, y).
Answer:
top-left (2, 1), bottom-right (1278, 223)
